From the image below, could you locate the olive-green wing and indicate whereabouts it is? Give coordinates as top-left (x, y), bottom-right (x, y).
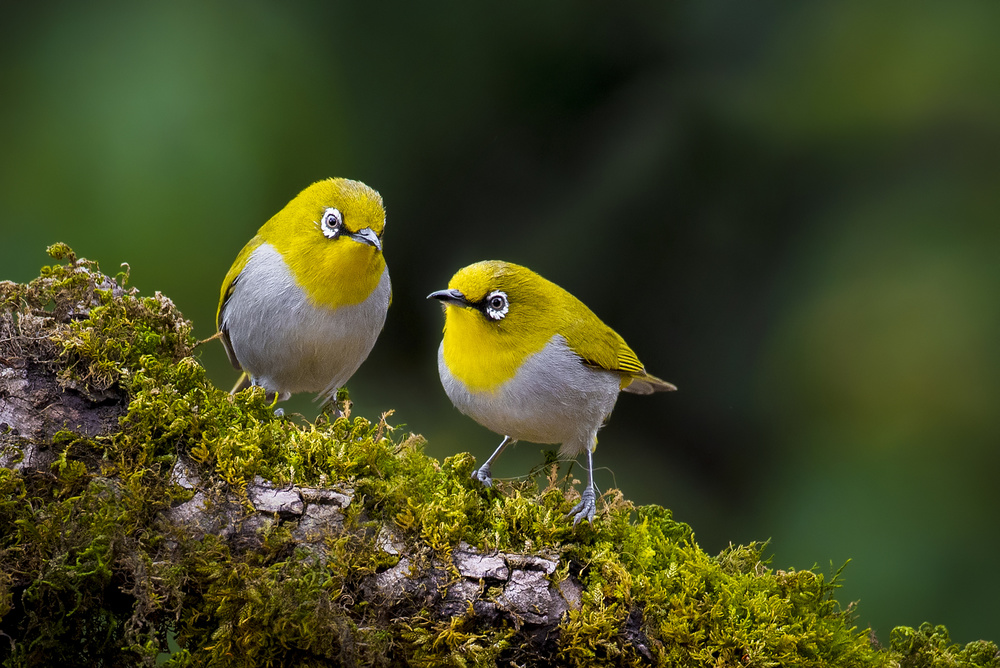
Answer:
top-left (561, 296), bottom-right (676, 395)
top-left (216, 235), bottom-right (264, 370)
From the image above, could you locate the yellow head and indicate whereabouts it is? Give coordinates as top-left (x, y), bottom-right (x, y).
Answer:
top-left (258, 177), bottom-right (386, 309)
top-left (429, 261), bottom-right (594, 391)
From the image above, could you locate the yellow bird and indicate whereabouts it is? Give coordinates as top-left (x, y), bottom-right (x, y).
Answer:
top-left (429, 260), bottom-right (675, 524)
top-left (217, 178), bottom-right (390, 404)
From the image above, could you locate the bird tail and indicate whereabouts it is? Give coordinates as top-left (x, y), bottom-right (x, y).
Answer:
top-left (621, 371), bottom-right (677, 395)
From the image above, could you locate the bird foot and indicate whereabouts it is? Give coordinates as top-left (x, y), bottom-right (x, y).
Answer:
top-left (273, 407), bottom-right (285, 418)
top-left (318, 403), bottom-right (344, 421)
top-left (567, 486), bottom-right (597, 526)
top-left (471, 465), bottom-right (494, 488)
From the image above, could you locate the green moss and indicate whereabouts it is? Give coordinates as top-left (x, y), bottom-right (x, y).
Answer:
top-left (1, 245), bottom-right (997, 667)
top-left (889, 624), bottom-right (1000, 668)
top-left (158, 531), bottom-right (395, 667)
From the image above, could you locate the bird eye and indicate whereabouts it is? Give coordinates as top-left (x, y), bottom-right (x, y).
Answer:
top-left (320, 208), bottom-right (343, 239)
top-left (484, 291), bottom-right (509, 321)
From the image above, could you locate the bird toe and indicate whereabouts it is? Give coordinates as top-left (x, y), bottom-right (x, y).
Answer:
top-left (471, 466), bottom-right (494, 488)
top-left (567, 487), bottom-right (597, 526)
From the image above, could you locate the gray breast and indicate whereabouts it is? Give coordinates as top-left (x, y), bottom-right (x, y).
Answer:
top-left (222, 243), bottom-right (390, 401)
top-left (438, 334), bottom-right (621, 455)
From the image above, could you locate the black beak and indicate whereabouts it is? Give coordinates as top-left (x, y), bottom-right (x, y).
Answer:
top-left (427, 288), bottom-right (468, 306)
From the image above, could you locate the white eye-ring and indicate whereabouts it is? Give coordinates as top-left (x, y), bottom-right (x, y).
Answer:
top-left (484, 290), bottom-right (509, 321)
top-left (319, 208), bottom-right (343, 239)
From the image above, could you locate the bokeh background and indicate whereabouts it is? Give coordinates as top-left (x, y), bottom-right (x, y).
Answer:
top-left (2, 1), bottom-right (998, 643)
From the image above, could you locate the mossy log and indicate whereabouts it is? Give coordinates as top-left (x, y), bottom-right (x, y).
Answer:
top-left (0, 245), bottom-right (997, 667)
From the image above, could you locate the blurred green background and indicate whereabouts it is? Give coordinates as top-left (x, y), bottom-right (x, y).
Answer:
top-left (2, 0), bottom-right (998, 643)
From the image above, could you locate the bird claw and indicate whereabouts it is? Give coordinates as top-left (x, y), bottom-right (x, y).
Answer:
top-left (471, 465), bottom-right (494, 488)
top-left (567, 486), bottom-right (597, 526)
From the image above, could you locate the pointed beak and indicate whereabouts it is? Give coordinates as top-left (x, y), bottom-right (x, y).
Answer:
top-left (348, 227), bottom-right (382, 251)
top-left (427, 288), bottom-right (468, 306)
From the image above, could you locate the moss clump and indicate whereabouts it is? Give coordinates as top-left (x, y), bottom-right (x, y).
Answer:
top-left (889, 624), bottom-right (1000, 668)
top-left (1, 245), bottom-right (997, 667)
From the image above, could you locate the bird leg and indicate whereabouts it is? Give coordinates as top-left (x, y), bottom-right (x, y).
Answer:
top-left (567, 448), bottom-right (598, 525)
top-left (472, 435), bottom-right (514, 488)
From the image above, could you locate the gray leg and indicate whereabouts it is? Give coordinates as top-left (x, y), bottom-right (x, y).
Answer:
top-left (472, 435), bottom-right (514, 488)
top-left (567, 448), bottom-right (598, 525)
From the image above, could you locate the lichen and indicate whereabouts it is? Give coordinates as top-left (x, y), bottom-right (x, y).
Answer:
top-left (1, 245), bottom-right (998, 667)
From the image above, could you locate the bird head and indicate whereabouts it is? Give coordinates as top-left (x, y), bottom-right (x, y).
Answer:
top-left (429, 260), bottom-right (560, 332)
top-left (428, 261), bottom-right (566, 389)
top-left (264, 178), bottom-right (387, 309)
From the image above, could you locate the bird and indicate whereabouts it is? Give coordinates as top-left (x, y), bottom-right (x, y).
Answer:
top-left (216, 177), bottom-right (390, 406)
top-left (428, 260), bottom-right (675, 525)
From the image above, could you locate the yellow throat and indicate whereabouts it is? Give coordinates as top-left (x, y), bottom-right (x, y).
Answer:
top-left (441, 303), bottom-right (555, 393)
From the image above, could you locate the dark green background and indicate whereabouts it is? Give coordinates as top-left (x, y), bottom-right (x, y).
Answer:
top-left (2, 1), bottom-right (998, 643)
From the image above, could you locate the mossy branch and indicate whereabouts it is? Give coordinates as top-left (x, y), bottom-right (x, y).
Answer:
top-left (0, 245), bottom-right (996, 667)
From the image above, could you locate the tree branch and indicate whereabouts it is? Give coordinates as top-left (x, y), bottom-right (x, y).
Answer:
top-left (1, 245), bottom-right (995, 667)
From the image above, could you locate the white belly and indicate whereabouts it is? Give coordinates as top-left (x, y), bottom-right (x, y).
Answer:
top-left (221, 243), bottom-right (390, 400)
top-left (438, 334), bottom-right (621, 456)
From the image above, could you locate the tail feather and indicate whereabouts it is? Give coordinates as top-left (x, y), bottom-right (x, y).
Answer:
top-left (622, 372), bottom-right (677, 395)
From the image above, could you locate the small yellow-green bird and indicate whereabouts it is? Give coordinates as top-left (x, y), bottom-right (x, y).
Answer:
top-left (428, 260), bottom-right (676, 525)
top-left (217, 178), bottom-right (390, 404)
